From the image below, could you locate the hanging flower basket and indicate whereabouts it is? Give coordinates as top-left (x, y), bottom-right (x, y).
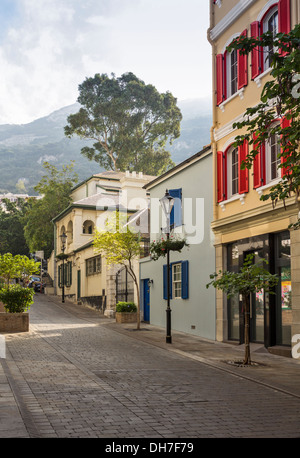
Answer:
top-left (150, 237), bottom-right (188, 260)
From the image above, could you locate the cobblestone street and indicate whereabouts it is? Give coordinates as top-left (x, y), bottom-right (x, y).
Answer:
top-left (1, 293), bottom-right (300, 440)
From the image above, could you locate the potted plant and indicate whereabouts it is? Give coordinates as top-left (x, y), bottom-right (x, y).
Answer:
top-left (0, 253), bottom-right (40, 332)
top-left (115, 301), bottom-right (137, 323)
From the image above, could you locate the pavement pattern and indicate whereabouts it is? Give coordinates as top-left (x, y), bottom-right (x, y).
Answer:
top-left (0, 293), bottom-right (300, 439)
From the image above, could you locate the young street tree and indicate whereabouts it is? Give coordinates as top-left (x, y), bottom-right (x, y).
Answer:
top-left (207, 254), bottom-right (278, 365)
top-left (64, 72), bottom-right (182, 176)
top-left (23, 162), bottom-right (78, 259)
top-left (93, 211), bottom-right (143, 330)
top-left (227, 23), bottom-right (300, 227)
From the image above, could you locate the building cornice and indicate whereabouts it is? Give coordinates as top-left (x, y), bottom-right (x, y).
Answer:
top-left (210, 0), bottom-right (257, 41)
top-left (211, 197), bottom-right (297, 234)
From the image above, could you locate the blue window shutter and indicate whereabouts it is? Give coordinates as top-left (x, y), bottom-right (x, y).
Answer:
top-left (163, 264), bottom-right (173, 300)
top-left (169, 188), bottom-right (182, 228)
top-left (181, 260), bottom-right (189, 299)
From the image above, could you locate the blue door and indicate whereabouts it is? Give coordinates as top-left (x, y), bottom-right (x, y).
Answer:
top-left (143, 279), bottom-right (150, 322)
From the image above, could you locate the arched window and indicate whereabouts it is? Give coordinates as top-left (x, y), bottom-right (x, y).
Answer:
top-left (251, 0), bottom-right (290, 80)
top-left (227, 146), bottom-right (239, 198)
top-left (67, 220), bottom-right (73, 243)
top-left (226, 49), bottom-right (238, 98)
top-left (83, 220), bottom-right (94, 235)
top-left (262, 7), bottom-right (278, 71)
top-left (266, 129), bottom-right (281, 183)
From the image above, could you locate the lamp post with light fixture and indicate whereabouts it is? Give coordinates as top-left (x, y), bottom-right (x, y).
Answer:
top-left (159, 189), bottom-right (175, 344)
top-left (59, 231), bottom-right (67, 303)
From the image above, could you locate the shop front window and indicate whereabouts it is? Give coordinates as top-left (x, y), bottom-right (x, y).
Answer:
top-left (276, 232), bottom-right (291, 346)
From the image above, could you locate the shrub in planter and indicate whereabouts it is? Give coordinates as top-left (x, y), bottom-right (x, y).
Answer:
top-left (0, 285), bottom-right (35, 313)
top-left (116, 301), bottom-right (137, 313)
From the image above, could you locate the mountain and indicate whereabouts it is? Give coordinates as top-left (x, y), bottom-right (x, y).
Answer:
top-left (0, 99), bottom-right (212, 194)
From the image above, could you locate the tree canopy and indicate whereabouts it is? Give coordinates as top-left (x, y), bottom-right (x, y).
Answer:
top-left (0, 198), bottom-right (30, 256)
top-left (227, 23), bottom-right (300, 226)
top-left (93, 211), bottom-right (142, 329)
top-left (23, 162), bottom-right (78, 259)
top-left (64, 72), bottom-right (182, 175)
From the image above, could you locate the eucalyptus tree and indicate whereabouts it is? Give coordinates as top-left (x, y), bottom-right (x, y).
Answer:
top-left (64, 72), bottom-right (182, 175)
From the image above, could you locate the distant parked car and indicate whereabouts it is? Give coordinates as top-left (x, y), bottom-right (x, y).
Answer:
top-left (34, 282), bottom-right (45, 293)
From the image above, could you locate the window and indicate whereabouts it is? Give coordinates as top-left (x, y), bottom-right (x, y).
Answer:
top-left (216, 30), bottom-right (248, 106)
top-left (86, 256), bottom-right (101, 276)
top-left (253, 118), bottom-right (290, 189)
top-left (251, 0), bottom-right (290, 80)
top-left (262, 7), bottom-right (278, 71)
top-left (227, 147), bottom-right (239, 198)
top-left (266, 132), bottom-right (281, 183)
top-left (163, 260), bottom-right (188, 300)
top-left (83, 220), bottom-right (94, 234)
top-left (172, 263), bottom-right (182, 298)
top-left (58, 261), bottom-right (72, 288)
top-left (217, 141), bottom-right (249, 203)
top-left (227, 49), bottom-right (238, 98)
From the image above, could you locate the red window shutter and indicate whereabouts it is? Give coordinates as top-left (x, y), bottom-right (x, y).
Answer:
top-left (280, 116), bottom-right (292, 177)
top-left (238, 29), bottom-right (248, 90)
top-left (238, 140), bottom-right (249, 194)
top-left (278, 0), bottom-right (291, 34)
top-left (217, 150), bottom-right (227, 202)
top-left (253, 133), bottom-right (265, 188)
top-left (250, 21), bottom-right (261, 79)
top-left (216, 54), bottom-right (224, 106)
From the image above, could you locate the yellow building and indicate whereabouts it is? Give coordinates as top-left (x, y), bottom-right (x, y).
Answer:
top-left (50, 171), bottom-right (155, 317)
top-left (208, 0), bottom-right (299, 356)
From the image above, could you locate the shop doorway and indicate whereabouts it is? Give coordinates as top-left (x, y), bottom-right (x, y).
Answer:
top-left (227, 231), bottom-right (292, 350)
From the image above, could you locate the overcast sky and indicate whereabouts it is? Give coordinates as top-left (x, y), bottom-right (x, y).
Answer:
top-left (0, 0), bottom-right (212, 125)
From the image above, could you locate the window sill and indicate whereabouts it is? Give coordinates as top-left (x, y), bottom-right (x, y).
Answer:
top-left (256, 178), bottom-right (281, 196)
top-left (219, 193), bottom-right (246, 211)
top-left (219, 88), bottom-right (245, 112)
top-left (254, 67), bottom-right (272, 88)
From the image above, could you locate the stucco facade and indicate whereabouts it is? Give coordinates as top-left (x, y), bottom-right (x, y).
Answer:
top-left (50, 171), bottom-right (155, 317)
top-left (209, 0), bottom-right (300, 356)
top-left (139, 146), bottom-right (216, 340)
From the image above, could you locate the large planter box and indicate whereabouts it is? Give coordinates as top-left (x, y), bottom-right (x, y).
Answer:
top-left (0, 312), bottom-right (29, 333)
top-left (115, 312), bottom-right (137, 324)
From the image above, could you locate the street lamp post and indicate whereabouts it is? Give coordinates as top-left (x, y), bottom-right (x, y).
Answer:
top-left (59, 232), bottom-right (67, 303)
top-left (160, 189), bottom-right (174, 344)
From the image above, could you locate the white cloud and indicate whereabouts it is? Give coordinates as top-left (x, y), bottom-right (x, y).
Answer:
top-left (0, 0), bottom-right (211, 125)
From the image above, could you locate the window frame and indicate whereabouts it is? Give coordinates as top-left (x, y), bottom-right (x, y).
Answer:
top-left (227, 146), bottom-right (239, 199)
top-left (172, 263), bottom-right (182, 299)
top-left (226, 48), bottom-right (238, 98)
top-left (265, 130), bottom-right (281, 184)
top-left (163, 260), bottom-right (189, 300)
top-left (262, 6), bottom-right (279, 72)
top-left (86, 255), bottom-right (102, 277)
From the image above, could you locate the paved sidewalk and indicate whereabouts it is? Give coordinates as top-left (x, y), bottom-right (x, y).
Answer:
top-left (104, 320), bottom-right (300, 400)
top-left (0, 294), bottom-right (300, 439)
top-left (42, 295), bottom-right (300, 399)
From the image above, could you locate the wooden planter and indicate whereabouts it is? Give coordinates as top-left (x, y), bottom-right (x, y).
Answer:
top-left (115, 312), bottom-right (137, 324)
top-left (0, 312), bottom-right (29, 333)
